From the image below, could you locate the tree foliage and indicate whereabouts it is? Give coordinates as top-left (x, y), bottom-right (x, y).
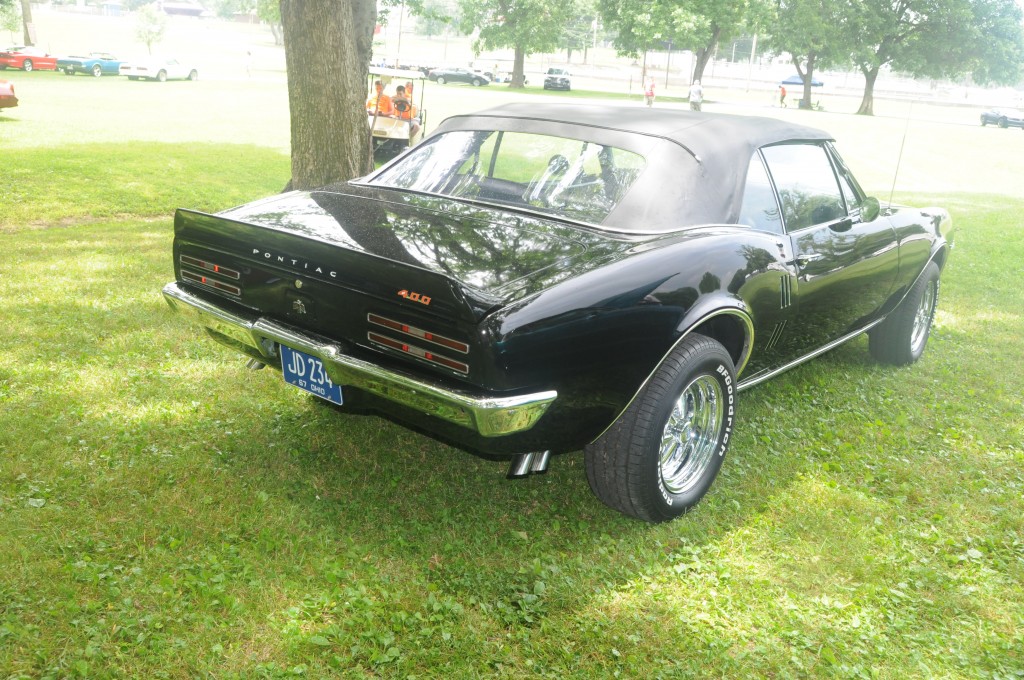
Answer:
top-left (457, 0), bottom-right (580, 87)
top-left (844, 0), bottom-right (1024, 115)
top-left (599, 0), bottom-right (764, 82)
top-left (762, 0), bottom-right (851, 108)
top-left (256, 0), bottom-right (283, 45)
top-left (559, 0), bottom-right (599, 62)
top-left (413, 0), bottom-right (463, 38)
top-left (961, 0), bottom-right (1024, 86)
top-left (1, 0), bottom-right (20, 41)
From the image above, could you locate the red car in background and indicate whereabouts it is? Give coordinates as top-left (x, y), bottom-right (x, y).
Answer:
top-left (0, 80), bottom-right (17, 110)
top-left (0, 46), bottom-right (58, 72)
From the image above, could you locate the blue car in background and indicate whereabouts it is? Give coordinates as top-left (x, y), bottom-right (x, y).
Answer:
top-left (57, 52), bottom-right (123, 77)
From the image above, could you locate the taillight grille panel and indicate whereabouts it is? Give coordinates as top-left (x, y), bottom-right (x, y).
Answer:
top-left (367, 313), bottom-right (470, 375)
top-left (180, 255), bottom-right (241, 279)
top-left (367, 332), bottom-right (469, 375)
top-left (367, 314), bottom-right (469, 354)
top-left (180, 255), bottom-right (242, 297)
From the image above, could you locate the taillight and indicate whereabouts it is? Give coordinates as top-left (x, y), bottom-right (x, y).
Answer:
top-left (180, 255), bottom-right (241, 296)
top-left (367, 314), bottom-right (469, 375)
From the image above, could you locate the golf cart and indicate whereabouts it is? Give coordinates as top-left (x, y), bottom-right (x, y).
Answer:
top-left (367, 66), bottom-right (427, 159)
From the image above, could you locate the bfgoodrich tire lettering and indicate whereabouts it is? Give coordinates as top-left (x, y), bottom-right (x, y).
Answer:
top-left (869, 261), bottom-right (940, 365)
top-left (584, 334), bottom-right (736, 523)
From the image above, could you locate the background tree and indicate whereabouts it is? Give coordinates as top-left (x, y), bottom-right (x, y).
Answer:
top-left (279, 0), bottom-right (376, 189)
top-left (18, 0), bottom-right (33, 45)
top-left (256, 0), bottom-right (283, 46)
top-left (599, 0), bottom-right (763, 83)
top-left (559, 0), bottom-right (599, 63)
top-left (135, 4), bottom-right (168, 55)
top-left (846, 0), bottom-right (1024, 115)
top-left (959, 0), bottom-right (1024, 87)
top-left (413, 0), bottom-right (461, 38)
top-left (763, 0), bottom-right (851, 109)
top-left (1, 0), bottom-right (20, 43)
top-left (458, 0), bottom-right (579, 87)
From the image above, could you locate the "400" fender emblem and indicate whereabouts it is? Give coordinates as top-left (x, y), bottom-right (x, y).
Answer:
top-left (397, 289), bottom-right (431, 305)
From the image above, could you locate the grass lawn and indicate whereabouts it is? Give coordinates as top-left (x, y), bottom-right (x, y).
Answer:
top-left (1, 61), bottom-right (1022, 678)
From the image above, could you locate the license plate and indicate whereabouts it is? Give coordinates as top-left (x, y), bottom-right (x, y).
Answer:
top-left (280, 345), bottom-right (343, 405)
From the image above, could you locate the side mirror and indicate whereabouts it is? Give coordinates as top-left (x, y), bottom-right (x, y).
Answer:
top-left (861, 196), bottom-right (880, 222)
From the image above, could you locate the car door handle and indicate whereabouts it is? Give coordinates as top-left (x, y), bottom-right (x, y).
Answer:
top-left (795, 253), bottom-right (824, 266)
top-left (829, 217), bottom-right (854, 232)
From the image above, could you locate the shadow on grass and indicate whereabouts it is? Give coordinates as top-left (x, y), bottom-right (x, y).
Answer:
top-left (3, 199), bottom-right (1022, 675)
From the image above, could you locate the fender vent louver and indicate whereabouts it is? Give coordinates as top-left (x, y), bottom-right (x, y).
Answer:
top-left (780, 275), bottom-right (793, 309)
top-left (765, 320), bottom-right (788, 351)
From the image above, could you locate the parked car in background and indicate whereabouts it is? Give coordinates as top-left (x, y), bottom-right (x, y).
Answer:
top-left (543, 67), bottom-right (572, 91)
top-left (120, 57), bottom-right (198, 82)
top-left (0, 46), bottom-right (58, 72)
top-left (427, 66), bottom-right (489, 86)
top-left (0, 80), bottom-right (17, 109)
top-left (979, 108), bottom-right (1024, 128)
top-left (57, 52), bottom-right (123, 77)
top-left (163, 104), bottom-right (954, 523)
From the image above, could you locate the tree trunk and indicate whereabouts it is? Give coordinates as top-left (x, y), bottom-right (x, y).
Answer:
top-left (798, 52), bottom-right (816, 109)
top-left (691, 25), bottom-right (721, 83)
top-left (510, 47), bottom-right (526, 88)
top-left (20, 0), bottom-right (34, 46)
top-left (270, 22), bottom-right (284, 46)
top-left (280, 0), bottom-right (375, 189)
top-left (856, 66), bottom-right (878, 116)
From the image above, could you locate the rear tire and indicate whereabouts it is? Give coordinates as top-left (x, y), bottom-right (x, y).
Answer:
top-left (869, 261), bottom-right (940, 365)
top-left (436, 76), bottom-right (446, 85)
top-left (584, 334), bottom-right (736, 523)
top-left (188, 70), bottom-right (198, 81)
top-left (157, 70), bottom-right (167, 82)
top-left (22, 59), bottom-right (33, 72)
top-left (64, 67), bottom-right (75, 75)
top-left (92, 64), bottom-right (102, 77)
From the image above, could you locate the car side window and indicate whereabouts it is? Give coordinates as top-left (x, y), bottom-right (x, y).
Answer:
top-left (827, 145), bottom-right (864, 215)
top-left (738, 152), bottom-right (784, 234)
top-left (761, 144), bottom-right (846, 231)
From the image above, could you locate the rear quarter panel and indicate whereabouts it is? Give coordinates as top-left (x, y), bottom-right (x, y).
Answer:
top-left (478, 226), bottom-right (791, 450)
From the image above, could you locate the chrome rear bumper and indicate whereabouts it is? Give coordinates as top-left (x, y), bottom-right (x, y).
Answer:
top-left (162, 283), bottom-right (557, 437)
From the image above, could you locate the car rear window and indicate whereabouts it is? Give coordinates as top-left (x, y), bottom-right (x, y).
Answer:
top-left (370, 130), bottom-right (647, 225)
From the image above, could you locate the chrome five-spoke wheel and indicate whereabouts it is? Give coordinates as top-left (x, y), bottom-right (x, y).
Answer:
top-left (660, 374), bottom-right (724, 496)
top-left (585, 333), bottom-right (736, 522)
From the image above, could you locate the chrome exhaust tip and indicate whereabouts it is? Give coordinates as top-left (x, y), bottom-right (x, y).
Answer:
top-left (245, 358), bottom-right (266, 370)
top-left (507, 452), bottom-right (536, 479)
top-left (507, 450), bottom-right (551, 479)
top-left (530, 450), bottom-right (551, 474)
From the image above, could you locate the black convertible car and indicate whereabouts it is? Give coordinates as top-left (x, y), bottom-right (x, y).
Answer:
top-left (163, 104), bottom-right (954, 522)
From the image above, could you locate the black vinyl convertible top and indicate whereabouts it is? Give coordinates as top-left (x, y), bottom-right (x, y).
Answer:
top-left (428, 103), bottom-right (835, 231)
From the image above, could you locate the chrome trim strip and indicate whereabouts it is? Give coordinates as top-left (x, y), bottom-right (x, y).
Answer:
top-left (162, 282), bottom-right (556, 437)
top-left (736, 318), bottom-right (884, 391)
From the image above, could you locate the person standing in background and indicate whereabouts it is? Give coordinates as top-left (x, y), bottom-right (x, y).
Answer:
top-left (688, 80), bottom-right (704, 111)
top-left (644, 77), bottom-right (656, 107)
